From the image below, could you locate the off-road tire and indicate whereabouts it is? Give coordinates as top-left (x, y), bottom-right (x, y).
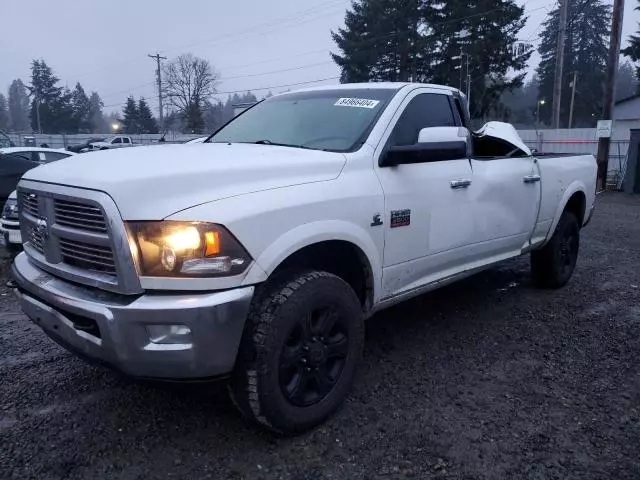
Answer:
top-left (531, 210), bottom-right (580, 289)
top-left (229, 270), bottom-right (364, 435)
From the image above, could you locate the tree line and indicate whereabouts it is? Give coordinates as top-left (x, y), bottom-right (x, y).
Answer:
top-left (0, 55), bottom-right (263, 135)
top-left (332, 0), bottom-right (640, 128)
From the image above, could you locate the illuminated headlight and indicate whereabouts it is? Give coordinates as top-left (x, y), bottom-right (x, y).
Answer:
top-left (126, 222), bottom-right (251, 277)
top-left (2, 199), bottom-right (18, 220)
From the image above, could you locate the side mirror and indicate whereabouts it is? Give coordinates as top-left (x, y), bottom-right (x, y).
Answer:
top-left (380, 126), bottom-right (469, 167)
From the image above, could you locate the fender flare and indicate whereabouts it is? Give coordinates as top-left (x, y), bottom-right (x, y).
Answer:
top-left (245, 220), bottom-right (383, 302)
top-left (542, 180), bottom-right (587, 246)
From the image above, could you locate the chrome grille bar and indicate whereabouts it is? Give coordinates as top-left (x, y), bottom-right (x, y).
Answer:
top-left (54, 199), bottom-right (108, 233)
top-left (17, 181), bottom-right (142, 295)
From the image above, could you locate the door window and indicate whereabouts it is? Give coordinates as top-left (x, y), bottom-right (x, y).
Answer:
top-left (112, 137), bottom-right (122, 144)
top-left (388, 93), bottom-right (456, 147)
top-left (123, 137), bottom-right (131, 144)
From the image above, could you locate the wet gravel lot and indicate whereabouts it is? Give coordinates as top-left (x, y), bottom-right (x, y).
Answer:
top-left (1, 193), bottom-right (639, 480)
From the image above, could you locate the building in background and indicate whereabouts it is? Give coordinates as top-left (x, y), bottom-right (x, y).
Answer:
top-left (613, 95), bottom-right (640, 135)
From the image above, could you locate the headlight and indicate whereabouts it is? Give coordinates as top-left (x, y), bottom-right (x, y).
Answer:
top-left (2, 199), bottom-right (18, 220)
top-left (126, 221), bottom-right (251, 277)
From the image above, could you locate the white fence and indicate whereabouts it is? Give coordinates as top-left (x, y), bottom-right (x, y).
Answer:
top-left (6, 128), bottom-right (631, 178)
top-left (7, 133), bottom-right (203, 149)
top-left (518, 129), bottom-right (629, 185)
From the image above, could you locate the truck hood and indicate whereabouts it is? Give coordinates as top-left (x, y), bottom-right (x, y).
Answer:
top-left (23, 143), bottom-right (347, 219)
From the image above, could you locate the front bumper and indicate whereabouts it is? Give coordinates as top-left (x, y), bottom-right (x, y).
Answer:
top-left (1, 219), bottom-right (22, 245)
top-left (11, 252), bottom-right (254, 379)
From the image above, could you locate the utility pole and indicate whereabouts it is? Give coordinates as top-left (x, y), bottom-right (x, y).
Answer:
top-left (596, 0), bottom-right (625, 191)
top-left (466, 52), bottom-right (471, 108)
top-left (551, 0), bottom-right (569, 129)
top-left (35, 91), bottom-right (42, 134)
top-left (148, 53), bottom-right (167, 130)
top-left (568, 71), bottom-right (577, 129)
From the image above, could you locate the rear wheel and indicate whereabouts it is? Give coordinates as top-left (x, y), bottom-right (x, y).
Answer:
top-left (229, 271), bottom-right (364, 434)
top-left (531, 211), bottom-right (580, 289)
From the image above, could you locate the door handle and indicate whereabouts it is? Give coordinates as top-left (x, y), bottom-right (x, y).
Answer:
top-left (523, 174), bottom-right (541, 183)
top-left (450, 179), bottom-right (472, 189)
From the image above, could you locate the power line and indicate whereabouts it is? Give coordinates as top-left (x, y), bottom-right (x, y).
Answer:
top-left (219, 61), bottom-right (334, 81)
top-left (64, 1), bottom-right (347, 80)
top-left (99, 2), bottom-right (556, 111)
top-left (100, 75), bottom-right (341, 110)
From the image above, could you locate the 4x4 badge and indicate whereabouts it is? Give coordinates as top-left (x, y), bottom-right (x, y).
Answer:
top-left (370, 213), bottom-right (383, 227)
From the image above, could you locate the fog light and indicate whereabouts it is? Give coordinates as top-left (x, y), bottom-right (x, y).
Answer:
top-left (147, 324), bottom-right (192, 344)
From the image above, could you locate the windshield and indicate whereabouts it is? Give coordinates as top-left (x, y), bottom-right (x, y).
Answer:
top-left (209, 88), bottom-right (397, 152)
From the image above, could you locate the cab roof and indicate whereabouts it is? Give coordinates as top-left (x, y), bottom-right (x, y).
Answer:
top-left (291, 82), bottom-right (462, 95)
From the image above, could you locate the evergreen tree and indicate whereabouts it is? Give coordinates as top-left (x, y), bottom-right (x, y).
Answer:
top-left (184, 103), bottom-right (205, 133)
top-left (203, 100), bottom-right (226, 132)
top-left (429, 1), bottom-right (531, 118)
top-left (499, 75), bottom-right (540, 127)
top-left (536, 0), bottom-right (611, 127)
top-left (331, 0), bottom-right (529, 116)
top-left (331, 0), bottom-right (431, 83)
top-left (54, 87), bottom-right (76, 133)
top-left (28, 59), bottom-right (63, 132)
top-left (0, 94), bottom-right (8, 131)
top-left (122, 96), bottom-right (139, 133)
top-left (70, 83), bottom-right (92, 133)
top-left (137, 98), bottom-right (158, 133)
top-left (622, 0), bottom-right (640, 85)
top-left (88, 92), bottom-right (106, 132)
top-left (7, 79), bottom-right (30, 132)
top-left (616, 61), bottom-right (638, 100)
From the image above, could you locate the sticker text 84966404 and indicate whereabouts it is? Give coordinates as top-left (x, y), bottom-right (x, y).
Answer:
top-left (334, 98), bottom-right (380, 109)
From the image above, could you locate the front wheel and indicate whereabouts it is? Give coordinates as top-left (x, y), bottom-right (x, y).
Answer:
top-left (531, 211), bottom-right (580, 289)
top-left (229, 271), bottom-right (364, 434)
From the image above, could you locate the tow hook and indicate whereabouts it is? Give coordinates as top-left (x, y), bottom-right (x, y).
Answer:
top-left (6, 279), bottom-right (17, 289)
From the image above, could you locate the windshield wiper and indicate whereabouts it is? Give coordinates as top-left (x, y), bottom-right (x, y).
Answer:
top-left (252, 140), bottom-right (311, 150)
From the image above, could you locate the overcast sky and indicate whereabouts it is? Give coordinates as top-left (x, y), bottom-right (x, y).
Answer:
top-left (2, 0), bottom-right (639, 116)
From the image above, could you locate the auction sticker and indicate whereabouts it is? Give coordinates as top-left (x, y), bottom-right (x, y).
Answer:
top-left (334, 97), bottom-right (380, 108)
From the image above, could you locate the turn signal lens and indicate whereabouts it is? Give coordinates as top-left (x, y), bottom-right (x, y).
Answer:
top-left (205, 231), bottom-right (220, 256)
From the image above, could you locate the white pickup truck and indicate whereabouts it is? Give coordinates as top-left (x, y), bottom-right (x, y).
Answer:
top-left (11, 83), bottom-right (596, 434)
top-left (89, 135), bottom-right (133, 150)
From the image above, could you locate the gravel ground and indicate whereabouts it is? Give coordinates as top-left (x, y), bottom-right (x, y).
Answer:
top-left (1, 193), bottom-right (640, 480)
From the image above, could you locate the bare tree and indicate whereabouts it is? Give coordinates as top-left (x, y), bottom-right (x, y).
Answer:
top-left (163, 54), bottom-right (218, 133)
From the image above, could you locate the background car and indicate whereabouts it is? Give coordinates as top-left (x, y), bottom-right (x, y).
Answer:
top-left (0, 147), bottom-right (75, 202)
top-left (0, 147), bottom-right (76, 248)
top-left (89, 136), bottom-right (134, 150)
top-left (1, 190), bottom-right (19, 248)
top-left (66, 137), bottom-right (106, 153)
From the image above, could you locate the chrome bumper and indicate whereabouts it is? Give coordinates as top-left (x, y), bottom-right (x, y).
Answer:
top-left (11, 252), bottom-right (254, 379)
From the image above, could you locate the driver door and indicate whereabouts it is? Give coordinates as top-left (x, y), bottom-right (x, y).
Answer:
top-left (374, 89), bottom-right (476, 299)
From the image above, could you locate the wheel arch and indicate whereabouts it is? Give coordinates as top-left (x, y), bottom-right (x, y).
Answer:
top-left (251, 220), bottom-right (382, 312)
top-left (543, 182), bottom-right (588, 246)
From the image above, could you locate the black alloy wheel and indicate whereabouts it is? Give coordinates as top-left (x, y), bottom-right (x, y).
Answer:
top-left (279, 306), bottom-right (349, 407)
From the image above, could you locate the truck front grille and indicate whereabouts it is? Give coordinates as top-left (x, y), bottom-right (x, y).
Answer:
top-left (17, 183), bottom-right (142, 295)
top-left (54, 199), bottom-right (108, 233)
top-left (59, 238), bottom-right (117, 275)
top-left (27, 225), bottom-right (45, 253)
top-left (20, 192), bottom-right (39, 217)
